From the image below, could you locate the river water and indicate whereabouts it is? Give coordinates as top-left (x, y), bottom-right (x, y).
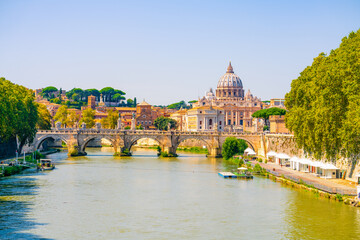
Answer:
top-left (0, 148), bottom-right (359, 240)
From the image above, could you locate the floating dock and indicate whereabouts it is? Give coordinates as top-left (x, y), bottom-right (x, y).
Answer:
top-left (218, 172), bottom-right (254, 179)
top-left (218, 172), bottom-right (238, 178)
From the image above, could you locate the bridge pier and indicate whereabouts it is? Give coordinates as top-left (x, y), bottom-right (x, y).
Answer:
top-left (207, 147), bottom-right (222, 158)
top-left (68, 144), bottom-right (87, 156)
top-left (161, 146), bottom-right (178, 157)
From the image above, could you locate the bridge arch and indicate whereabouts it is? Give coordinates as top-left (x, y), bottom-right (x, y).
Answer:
top-left (35, 135), bottom-right (68, 151)
top-left (174, 135), bottom-right (214, 151)
top-left (80, 136), bottom-right (119, 152)
top-left (127, 135), bottom-right (164, 152)
top-left (222, 136), bottom-right (257, 153)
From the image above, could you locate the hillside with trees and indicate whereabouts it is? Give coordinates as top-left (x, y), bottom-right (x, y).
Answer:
top-left (285, 29), bottom-right (360, 165)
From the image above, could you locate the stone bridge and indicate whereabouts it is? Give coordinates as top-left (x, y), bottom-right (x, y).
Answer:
top-left (33, 129), bottom-right (266, 157)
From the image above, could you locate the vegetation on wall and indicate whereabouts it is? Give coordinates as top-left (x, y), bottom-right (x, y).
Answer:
top-left (285, 29), bottom-right (360, 162)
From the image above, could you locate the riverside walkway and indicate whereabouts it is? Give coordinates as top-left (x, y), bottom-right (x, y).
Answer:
top-left (255, 161), bottom-right (357, 196)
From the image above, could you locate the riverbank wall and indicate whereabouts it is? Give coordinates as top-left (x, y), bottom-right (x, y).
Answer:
top-left (250, 161), bottom-right (359, 207)
top-left (265, 134), bottom-right (360, 183)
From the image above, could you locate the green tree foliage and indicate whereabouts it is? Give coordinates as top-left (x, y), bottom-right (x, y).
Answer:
top-left (54, 105), bottom-right (69, 127)
top-left (221, 137), bottom-right (248, 160)
top-left (0, 78), bottom-right (39, 149)
top-left (154, 116), bottom-right (177, 130)
top-left (167, 100), bottom-right (191, 109)
top-left (36, 103), bottom-right (52, 130)
top-left (285, 29), bottom-right (360, 161)
top-left (41, 86), bottom-right (58, 99)
top-left (252, 107), bottom-right (287, 126)
top-left (67, 111), bottom-right (81, 128)
top-left (80, 108), bottom-right (95, 128)
top-left (101, 109), bottom-right (118, 129)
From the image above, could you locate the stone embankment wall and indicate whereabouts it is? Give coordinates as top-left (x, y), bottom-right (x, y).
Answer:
top-left (265, 134), bottom-right (360, 182)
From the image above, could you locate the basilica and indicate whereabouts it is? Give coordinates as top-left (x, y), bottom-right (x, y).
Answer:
top-left (171, 62), bottom-right (263, 132)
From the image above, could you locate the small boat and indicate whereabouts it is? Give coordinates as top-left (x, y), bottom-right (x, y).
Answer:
top-left (38, 159), bottom-right (55, 171)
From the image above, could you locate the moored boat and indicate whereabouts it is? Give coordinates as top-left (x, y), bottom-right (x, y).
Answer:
top-left (38, 159), bottom-right (55, 171)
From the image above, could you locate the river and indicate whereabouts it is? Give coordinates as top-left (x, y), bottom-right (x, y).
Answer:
top-left (0, 148), bottom-right (359, 239)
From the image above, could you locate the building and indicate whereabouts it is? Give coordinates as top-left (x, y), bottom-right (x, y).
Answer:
top-left (136, 100), bottom-right (158, 130)
top-left (192, 62), bottom-right (263, 132)
top-left (269, 115), bottom-right (290, 134)
top-left (88, 95), bottom-right (96, 109)
top-left (269, 98), bottom-right (285, 109)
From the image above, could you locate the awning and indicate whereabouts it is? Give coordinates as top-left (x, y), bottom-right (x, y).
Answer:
top-left (276, 153), bottom-right (290, 159)
top-left (322, 163), bottom-right (339, 170)
top-left (289, 156), bottom-right (299, 162)
top-left (245, 148), bottom-right (256, 155)
top-left (267, 151), bottom-right (277, 157)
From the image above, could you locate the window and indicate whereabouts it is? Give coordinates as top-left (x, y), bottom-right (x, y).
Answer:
top-left (200, 121), bottom-right (202, 125)
top-left (209, 119), bottom-right (213, 125)
top-left (137, 121), bottom-right (140, 124)
top-left (219, 126), bottom-right (222, 130)
top-left (202, 102), bottom-right (205, 106)
top-left (141, 121), bottom-right (143, 125)
top-left (145, 121), bottom-right (147, 125)
top-left (228, 119), bottom-right (231, 125)
top-left (149, 121), bottom-right (151, 125)
top-left (220, 111), bottom-right (222, 114)
top-left (219, 121), bottom-right (222, 125)
top-left (143, 115), bottom-right (146, 118)
top-left (199, 126), bottom-right (202, 129)
top-left (200, 111), bottom-right (202, 113)
top-left (234, 92), bottom-right (236, 96)
top-left (240, 120), bottom-right (243, 125)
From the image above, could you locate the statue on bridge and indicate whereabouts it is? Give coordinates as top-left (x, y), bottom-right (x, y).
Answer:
top-left (131, 112), bottom-right (136, 130)
top-left (117, 113), bottom-right (123, 130)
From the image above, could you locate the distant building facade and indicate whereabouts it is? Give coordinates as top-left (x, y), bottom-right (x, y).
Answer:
top-left (191, 62), bottom-right (263, 132)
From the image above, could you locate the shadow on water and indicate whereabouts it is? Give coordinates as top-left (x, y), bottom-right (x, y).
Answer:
top-left (0, 172), bottom-right (54, 240)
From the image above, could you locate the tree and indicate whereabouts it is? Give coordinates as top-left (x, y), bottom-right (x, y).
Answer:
top-left (167, 100), bottom-right (189, 109)
top-left (80, 108), bottom-right (95, 128)
top-left (67, 111), bottom-right (81, 128)
top-left (100, 109), bottom-right (118, 129)
top-left (154, 116), bottom-right (177, 130)
top-left (36, 103), bottom-right (52, 130)
top-left (41, 86), bottom-right (58, 99)
top-left (285, 29), bottom-right (360, 163)
top-left (113, 93), bottom-right (125, 103)
top-left (252, 107), bottom-right (286, 126)
top-left (0, 78), bottom-right (39, 151)
top-left (100, 87), bottom-right (115, 102)
top-left (222, 137), bottom-right (248, 160)
top-left (126, 98), bottom-right (134, 107)
top-left (54, 105), bottom-right (69, 127)
top-left (86, 89), bottom-right (101, 101)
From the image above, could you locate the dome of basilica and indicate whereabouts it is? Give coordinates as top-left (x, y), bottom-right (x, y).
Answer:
top-left (217, 62), bottom-right (243, 88)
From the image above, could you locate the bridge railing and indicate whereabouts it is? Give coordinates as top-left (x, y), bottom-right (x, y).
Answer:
top-left (36, 128), bottom-right (288, 137)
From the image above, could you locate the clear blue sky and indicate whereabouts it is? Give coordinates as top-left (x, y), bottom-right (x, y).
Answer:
top-left (0, 0), bottom-right (359, 105)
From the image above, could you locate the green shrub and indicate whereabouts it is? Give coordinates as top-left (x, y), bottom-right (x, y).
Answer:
top-left (335, 194), bottom-right (343, 201)
top-left (258, 158), bottom-right (263, 163)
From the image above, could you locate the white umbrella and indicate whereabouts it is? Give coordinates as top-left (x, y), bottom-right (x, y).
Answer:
top-left (238, 167), bottom-right (248, 170)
